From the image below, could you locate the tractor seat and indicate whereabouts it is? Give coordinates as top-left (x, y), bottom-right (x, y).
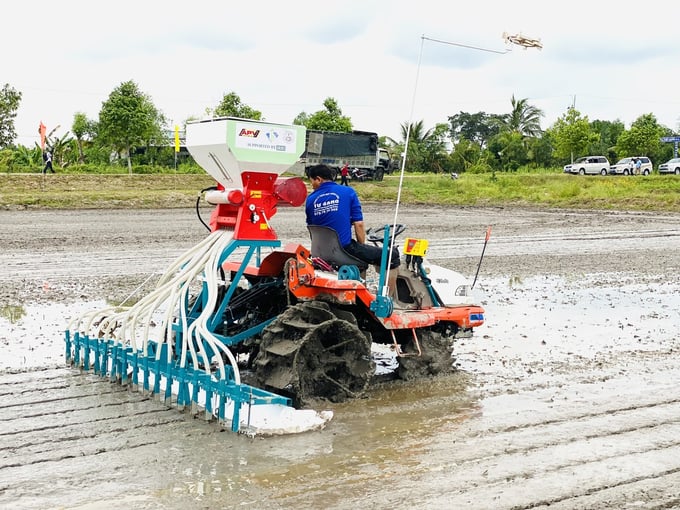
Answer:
top-left (307, 225), bottom-right (369, 271)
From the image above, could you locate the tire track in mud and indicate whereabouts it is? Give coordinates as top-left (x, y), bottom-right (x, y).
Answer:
top-left (459, 348), bottom-right (680, 401)
top-left (0, 367), bottom-right (219, 508)
top-left (426, 227), bottom-right (680, 259)
top-left (470, 362), bottom-right (680, 506)
top-left (411, 351), bottom-right (680, 508)
top-left (266, 354), bottom-right (680, 510)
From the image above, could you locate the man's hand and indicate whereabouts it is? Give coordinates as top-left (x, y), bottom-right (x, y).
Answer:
top-left (353, 220), bottom-right (366, 244)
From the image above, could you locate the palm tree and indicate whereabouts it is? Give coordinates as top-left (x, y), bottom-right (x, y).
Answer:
top-left (399, 120), bottom-right (434, 145)
top-left (502, 95), bottom-right (544, 137)
top-left (390, 120), bottom-right (450, 173)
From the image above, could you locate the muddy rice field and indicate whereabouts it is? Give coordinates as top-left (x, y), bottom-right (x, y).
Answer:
top-left (1, 204), bottom-right (680, 509)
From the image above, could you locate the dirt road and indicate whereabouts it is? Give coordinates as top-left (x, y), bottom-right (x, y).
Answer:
top-left (1, 205), bottom-right (680, 509)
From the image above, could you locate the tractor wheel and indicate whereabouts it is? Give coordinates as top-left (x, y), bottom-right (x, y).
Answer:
top-left (251, 301), bottom-right (374, 407)
top-left (395, 330), bottom-right (454, 381)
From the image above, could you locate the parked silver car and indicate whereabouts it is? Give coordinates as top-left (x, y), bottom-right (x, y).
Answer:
top-left (563, 156), bottom-right (610, 175)
top-left (658, 158), bottom-right (680, 175)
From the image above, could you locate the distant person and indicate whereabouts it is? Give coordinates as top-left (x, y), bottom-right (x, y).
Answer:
top-left (42, 150), bottom-right (54, 174)
top-left (340, 163), bottom-right (349, 186)
top-left (634, 158), bottom-right (642, 175)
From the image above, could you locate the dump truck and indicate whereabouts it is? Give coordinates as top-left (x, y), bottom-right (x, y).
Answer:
top-left (292, 129), bottom-right (397, 181)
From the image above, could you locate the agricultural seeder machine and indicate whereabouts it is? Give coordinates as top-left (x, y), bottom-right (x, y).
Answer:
top-left (64, 118), bottom-right (485, 434)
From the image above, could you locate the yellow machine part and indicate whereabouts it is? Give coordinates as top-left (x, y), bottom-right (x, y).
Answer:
top-left (403, 238), bottom-right (428, 257)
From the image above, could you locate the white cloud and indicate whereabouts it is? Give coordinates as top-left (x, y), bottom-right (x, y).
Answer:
top-left (5, 0), bottom-right (680, 147)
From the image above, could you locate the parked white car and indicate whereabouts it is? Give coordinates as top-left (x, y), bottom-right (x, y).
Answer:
top-left (609, 156), bottom-right (652, 176)
top-left (564, 156), bottom-right (610, 175)
top-left (658, 158), bottom-right (680, 175)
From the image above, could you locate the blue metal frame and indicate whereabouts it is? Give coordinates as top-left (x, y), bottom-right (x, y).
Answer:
top-left (369, 225), bottom-right (394, 318)
top-left (65, 236), bottom-right (293, 433)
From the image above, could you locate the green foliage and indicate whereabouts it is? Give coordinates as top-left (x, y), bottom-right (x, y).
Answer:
top-left (615, 114), bottom-right (666, 163)
top-left (487, 131), bottom-right (528, 171)
top-left (546, 108), bottom-right (599, 162)
top-left (449, 138), bottom-right (482, 173)
top-left (292, 111), bottom-right (309, 126)
top-left (0, 148), bottom-right (16, 171)
top-left (448, 111), bottom-right (503, 148)
top-left (418, 123), bottom-right (451, 173)
top-left (47, 161), bottom-right (205, 175)
top-left (1, 81), bottom-right (675, 184)
top-left (391, 120), bottom-right (436, 172)
top-left (98, 80), bottom-right (167, 173)
top-left (448, 97), bottom-right (546, 170)
top-left (465, 160), bottom-right (494, 174)
top-left (0, 83), bottom-right (22, 149)
top-left (45, 127), bottom-right (76, 168)
top-left (1, 145), bottom-right (41, 171)
top-left (72, 112), bottom-right (97, 164)
top-left (526, 134), bottom-right (554, 168)
top-left (213, 92), bottom-right (262, 120)
top-left (499, 95), bottom-right (544, 137)
top-left (297, 98), bottom-right (352, 132)
top-left (589, 119), bottom-right (624, 160)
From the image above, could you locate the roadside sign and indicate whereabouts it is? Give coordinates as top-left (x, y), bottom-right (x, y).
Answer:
top-left (660, 136), bottom-right (680, 142)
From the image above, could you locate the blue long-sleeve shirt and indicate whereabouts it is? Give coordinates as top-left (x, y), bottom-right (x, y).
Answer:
top-left (305, 181), bottom-right (363, 247)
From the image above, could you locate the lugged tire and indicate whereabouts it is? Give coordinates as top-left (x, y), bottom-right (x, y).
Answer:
top-left (251, 301), bottom-right (374, 407)
top-left (396, 330), bottom-right (454, 381)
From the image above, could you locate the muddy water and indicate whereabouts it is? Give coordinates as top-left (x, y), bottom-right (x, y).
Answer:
top-left (1, 206), bottom-right (680, 509)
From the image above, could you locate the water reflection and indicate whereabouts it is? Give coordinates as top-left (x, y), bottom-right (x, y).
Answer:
top-left (0, 299), bottom-right (107, 371)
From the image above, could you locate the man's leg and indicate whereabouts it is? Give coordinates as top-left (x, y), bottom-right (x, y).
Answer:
top-left (345, 241), bottom-right (400, 295)
top-left (387, 267), bottom-right (399, 298)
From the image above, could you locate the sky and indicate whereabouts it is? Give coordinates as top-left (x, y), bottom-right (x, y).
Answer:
top-left (4, 0), bottom-right (680, 148)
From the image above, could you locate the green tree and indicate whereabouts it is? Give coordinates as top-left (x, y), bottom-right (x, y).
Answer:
top-left (298, 98), bottom-right (352, 132)
top-left (72, 112), bottom-right (95, 164)
top-left (545, 108), bottom-right (598, 163)
top-left (615, 114), bottom-right (666, 164)
top-left (500, 95), bottom-right (544, 137)
top-left (494, 96), bottom-right (544, 169)
top-left (98, 80), bottom-right (166, 173)
top-left (526, 134), bottom-right (555, 168)
top-left (448, 111), bottom-right (503, 149)
top-left (449, 138), bottom-right (482, 173)
top-left (393, 120), bottom-right (437, 172)
top-left (292, 111), bottom-right (310, 126)
top-left (0, 84), bottom-right (22, 149)
top-left (16, 145), bottom-right (42, 166)
top-left (589, 119), bottom-right (625, 161)
top-left (214, 92), bottom-right (262, 120)
top-left (418, 123), bottom-right (451, 173)
top-left (45, 126), bottom-right (75, 168)
top-left (487, 131), bottom-right (529, 171)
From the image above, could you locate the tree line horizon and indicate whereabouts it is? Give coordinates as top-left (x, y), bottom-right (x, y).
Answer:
top-left (0, 81), bottom-right (677, 174)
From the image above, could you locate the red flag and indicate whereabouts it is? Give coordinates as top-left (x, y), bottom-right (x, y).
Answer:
top-left (39, 121), bottom-right (46, 151)
top-left (485, 225), bottom-right (492, 242)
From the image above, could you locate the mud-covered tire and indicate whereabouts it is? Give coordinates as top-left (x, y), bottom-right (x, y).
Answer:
top-left (396, 330), bottom-right (454, 381)
top-left (251, 301), bottom-right (374, 406)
